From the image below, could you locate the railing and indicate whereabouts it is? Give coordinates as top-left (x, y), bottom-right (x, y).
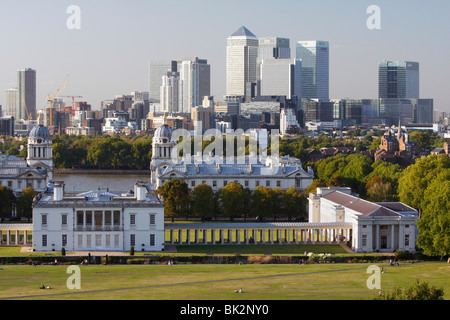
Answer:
top-left (74, 225), bottom-right (123, 232)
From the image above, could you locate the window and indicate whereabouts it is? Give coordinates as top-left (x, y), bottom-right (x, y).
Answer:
top-left (77, 211), bottom-right (83, 226)
top-left (191, 181), bottom-right (196, 187)
top-left (130, 234), bottom-right (136, 247)
top-left (362, 234), bottom-right (367, 247)
top-left (405, 225), bottom-right (409, 229)
top-left (7, 181), bottom-right (12, 187)
top-left (113, 211), bottom-right (120, 226)
top-left (213, 181), bottom-right (217, 187)
top-left (150, 214), bottom-right (156, 226)
top-left (130, 214), bottom-right (136, 225)
top-left (362, 225), bottom-right (367, 229)
top-left (105, 234), bottom-right (111, 247)
top-left (42, 235), bottom-right (47, 247)
top-left (114, 235), bottom-right (120, 248)
top-left (105, 211), bottom-right (111, 226)
top-left (245, 181), bottom-right (249, 187)
top-left (223, 181), bottom-right (227, 187)
top-left (78, 235), bottom-right (83, 247)
top-left (277, 181), bottom-right (281, 187)
top-left (150, 234), bottom-right (155, 247)
top-left (96, 235), bottom-right (102, 247)
top-left (86, 211), bottom-right (92, 225)
top-left (62, 215), bottom-right (67, 225)
top-left (86, 235), bottom-right (92, 248)
top-left (404, 234), bottom-right (410, 247)
top-left (266, 181), bottom-right (270, 187)
top-left (256, 180), bottom-right (260, 187)
top-left (62, 234), bottom-right (67, 247)
top-left (42, 214), bottom-right (47, 226)
top-left (380, 225), bottom-right (388, 230)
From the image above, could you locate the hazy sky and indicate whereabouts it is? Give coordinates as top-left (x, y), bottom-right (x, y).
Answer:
top-left (0, 0), bottom-right (449, 113)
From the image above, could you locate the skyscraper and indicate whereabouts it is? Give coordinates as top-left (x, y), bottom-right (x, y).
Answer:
top-left (17, 68), bottom-right (36, 120)
top-left (378, 61), bottom-right (420, 99)
top-left (257, 37), bottom-right (291, 93)
top-left (179, 57), bottom-right (210, 113)
top-left (260, 59), bottom-right (302, 99)
top-left (5, 88), bottom-right (18, 117)
top-left (296, 41), bottom-right (329, 101)
top-left (160, 72), bottom-right (180, 114)
top-left (149, 61), bottom-right (179, 103)
top-left (226, 26), bottom-right (259, 98)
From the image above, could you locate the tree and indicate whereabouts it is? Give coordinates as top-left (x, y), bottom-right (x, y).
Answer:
top-left (284, 186), bottom-right (307, 221)
top-left (416, 171), bottom-right (450, 258)
top-left (221, 182), bottom-right (246, 221)
top-left (16, 187), bottom-right (39, 222)
top-left (192, 183), bottom-right (214, 222)
top-left (156, 179), bottom-right (191, 222)
top-left (0, 186), bottom-right (16, 220)
top-left (365, 176), bottom-right (398, 202)
top-left (398, 154), bottom-right (450, 210)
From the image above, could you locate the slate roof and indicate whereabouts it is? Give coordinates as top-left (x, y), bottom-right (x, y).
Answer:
top-left (321, 191), bottom-right (409, 217)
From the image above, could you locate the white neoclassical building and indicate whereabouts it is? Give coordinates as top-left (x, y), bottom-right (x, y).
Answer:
top-left (0, 122), bottom-right (53, 194)
top-left (150, 120), bottom-right (314, 191)
top-left (309, 187), bottom-right (419, 253)
top-left (32, 182), bottom-right (165, 252)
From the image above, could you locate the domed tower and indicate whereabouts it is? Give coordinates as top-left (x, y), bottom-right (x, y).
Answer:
top-left (151, 118), bottom-right (176, 166)
top-left (27, 120), bottom-right (53, 181)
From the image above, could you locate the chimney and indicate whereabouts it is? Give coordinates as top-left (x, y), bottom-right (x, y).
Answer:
top-left (135, 183), bottom-right (147, 201)
top-left (54, 182), bottom-right (64, 201)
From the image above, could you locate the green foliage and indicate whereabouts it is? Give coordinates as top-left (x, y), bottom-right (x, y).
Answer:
top-left (0, 186), bottom-right (16, 219)
top-left (16, 187), bottom-right (39, 222)
top-left (376, 280), bottom-right (444, 300)
top-left (192, 183), bottom-right (215, 221)
top-left (156, 179), bottom-right (191, 221)
top-left (130, 246), bottom-right (135, 256)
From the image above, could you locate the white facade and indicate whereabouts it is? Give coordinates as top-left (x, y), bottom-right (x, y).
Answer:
top-left (32, 183), bottom-right (165, 252)
top-left (309, 187), bottom-right (419, 253)
top-left (102, 116), bottom-right (137, 134)
top-left (260, 58), bottom-right (302, 99)
top-left (179, 58), bottom-right (210, 113)
top-left (280, 108), bottom-right (301, 135)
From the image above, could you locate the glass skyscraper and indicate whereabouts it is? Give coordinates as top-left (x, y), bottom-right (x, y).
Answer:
top-left (149, 61), bottom-right (179, 103)
top-left (17, 68), bottom-right (36, 120)
top-left (296, 41), bottom-right (329, 101)
top-left (226, 26), bottom-right (259, 98)
top-left (378, 61), bottom-right (419, 99)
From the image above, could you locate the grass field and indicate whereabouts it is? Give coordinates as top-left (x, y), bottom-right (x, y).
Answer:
top-left (0, 262), bottom-right (448, 300)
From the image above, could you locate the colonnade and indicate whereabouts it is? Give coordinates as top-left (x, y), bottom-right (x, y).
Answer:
top-left (0, 224), bottom-right (33, 245)
top-left (165, 223), bottom-right (352, 245)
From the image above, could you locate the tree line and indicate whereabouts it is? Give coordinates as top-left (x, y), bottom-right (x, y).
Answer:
top-left (156, 179), bottom-right (307, 222)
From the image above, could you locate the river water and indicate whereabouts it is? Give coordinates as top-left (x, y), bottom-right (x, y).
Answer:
top-left (54, 173), bottom-right (150, 194)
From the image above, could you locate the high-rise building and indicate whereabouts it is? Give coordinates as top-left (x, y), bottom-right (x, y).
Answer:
top-left (17, 68), bottom-right (37, 120)
top-left (257, 37), bottom-right (290, 93)
top-left (260, 58), bottom-right (302, 99)
top-left (378, 61), bottom-right (419, 99)
top-left (160, 72), bottom-right (180, 114)
top-left (226, 26), bottom-right (259, 98)
top-left (5, 88), bottom-right (18, 117)
top-left (149, 61), bottom-right (179, 103)
top-left (179, 57), bottom-right (211, 113)
top-left (296, 41), bottom-right (329, 101)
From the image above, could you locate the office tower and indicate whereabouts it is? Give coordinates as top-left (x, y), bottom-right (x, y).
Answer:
top-left (149, 61), bottom-right (179, 103)
top-left (160, 72), bottom-right (180, 114)
top-left (260, 58), bottom-right (302, 99)
top-left (296, 41), bottom-right (329, 100)
top-left (413, 99), bottom-right (433, 124)
top-left (17, 68), bottom-right (37, 120)
top-left (379, 98), bottom-right (414, 125)
top-left (378, 61), bottom-right (419, 99)
top-left (257, 37), bottom-right (290, 92)
top-left (226, 26), bottom-right (259, 98)
top-left (5, 88), bottom-right (18, 117)
top-left (179, 57), bottom-right (211, 113)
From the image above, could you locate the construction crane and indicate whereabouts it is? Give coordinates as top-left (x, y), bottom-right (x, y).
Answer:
top-left (22, 95), bottom-right (32, 124)
top-left (59, 95), bottom-right (83, 117)
top-left (46, 74), bottom-right (69, 127)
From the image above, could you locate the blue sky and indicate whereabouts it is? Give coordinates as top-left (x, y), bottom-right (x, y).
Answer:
top-left (0, 0), bottom-right (449, 113)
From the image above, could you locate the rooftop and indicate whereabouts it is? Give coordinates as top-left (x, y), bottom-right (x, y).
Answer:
top-left (230, 26), bottom-right (256, 37)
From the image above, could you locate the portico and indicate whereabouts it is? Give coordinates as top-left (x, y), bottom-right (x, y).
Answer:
top-left (0, 224), bottom-right (33, 246)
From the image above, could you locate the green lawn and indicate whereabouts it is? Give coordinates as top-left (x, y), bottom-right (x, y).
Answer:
top-left (0, 262), bottom-right (448, 300)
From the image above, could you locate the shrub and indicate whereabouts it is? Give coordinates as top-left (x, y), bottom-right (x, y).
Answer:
top-left (130, 246), bottom-right (135, 256)
top-left (61, 248), bottom-right (66, 256)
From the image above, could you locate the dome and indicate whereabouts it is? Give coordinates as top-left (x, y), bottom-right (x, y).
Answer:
top-left (154, 124), bottom-right (173, 142)
top-left (29, 125), bottom-right (51, 141)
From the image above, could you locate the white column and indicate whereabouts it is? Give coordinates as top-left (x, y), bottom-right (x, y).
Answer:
top-left (399, 224), bottom-right (404, 250)
top-left (375, 225), bottom-right (380, 250)
top-left (220, 229), bottom-right (224, 244)
top-left (186, 229), bottom-right (190, 244)
top-left (246, 229), bottom-right (249, 244)
top-left (390, 225), bottom-right (395, 250)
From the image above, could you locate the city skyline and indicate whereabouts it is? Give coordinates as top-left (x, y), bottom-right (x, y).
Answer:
top-left (0, 0), bottom-right (449, 113)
